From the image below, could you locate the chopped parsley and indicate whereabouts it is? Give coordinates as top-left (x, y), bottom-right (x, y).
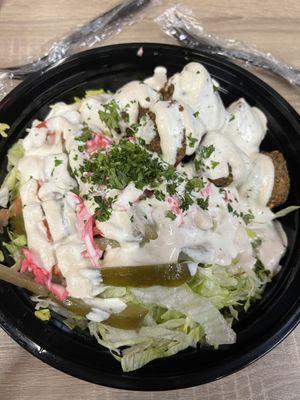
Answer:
top-left (227, 203), bottom-right (234, 213)
top-left (98, 100), bottom-right (120, 130)
top-left (70, 187), bottom-right (80, 196)
top-left (83, 139), bottom-right (166, 190)
top-left (165, 210), bottom-right (176, 220)
top-left (210, 160), bottom-right (220, 169)
top-left (193, 111), bottom-right (200, 118)
top-left (126, 122), bottom-right (141, 136)
top-left (94, 196), bottom-right (116, 222)
top-left (166, 181), bottom-right (177, 196)
top-left (197, 197), bottom-right (209, 210)
top-left (195, 145), bottom-right (215, 172)
top-left (187, 133), bottom-right (198, 148)
top-left (201, 145), bottom-right (215, 159)
top-left (76, 126), bottom-right (93, 142)
top-left (54, 159), bottom-right (63, 167)
top-left (241, 209), bottom-right (255, 225)
top-left (252, 237), bottom-right (263, 251)
top-left (229, 114), bottom-right (235, 122)
top-left (180, 192), bottom-right (194, 211)
top-left (154, 190), bottom-right (165, 201)
top-left (121, 111), bottom-right (130, 123)
top-left (185, 177), bottom-right (205, 193)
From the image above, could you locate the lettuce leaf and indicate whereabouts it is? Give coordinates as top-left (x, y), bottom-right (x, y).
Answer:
top-left (3, 230), bottom-right (27, 263)
top-left (273, 206), bottom-right (300, 219)
top-left (131, 285), bottom-right (236, 347)
top-left (7, 140), bottom-right (24, 167)
top-left (0, 140), bottom-right (24, 207)
top-left (34, 308), bottom-right (50, 321)
top-left (188, 263), bottom-right (268, 315)
top-left (89, 314), bottom-right (205, 372)
top-left (0, 123), bottom-right (9, 138)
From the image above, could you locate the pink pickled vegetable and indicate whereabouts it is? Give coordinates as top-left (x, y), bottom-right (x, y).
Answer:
top-left (167, 196), bottom-right (181, 215)
top-left (69, 193), bottom-right (103, 267)
top-left (201, 182), bottom-right (211, 197)
top-left (166, 196), bottom-right (183, 224)
top-left (21, 249), bottom-right (68, 301)
top-left (86, 132), bottom-right (112, 154)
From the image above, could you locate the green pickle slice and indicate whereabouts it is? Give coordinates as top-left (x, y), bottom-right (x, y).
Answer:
top-left (103, 303), bottom-right (148, 330)
top-left (101, 263), bottom-right (192, 287)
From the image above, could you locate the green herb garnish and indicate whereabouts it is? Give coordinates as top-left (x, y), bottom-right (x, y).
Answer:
top-left (201, 145), bottom-right (215, 159)
top-left (99, 100), bottom-right (120, 130)
top-left (76, 126), bottom-right (93, 142)
top-left (187, 133), bottom-right (198, 148)
top-left (83, 139), bottom-right (165, 190)
top-left (94, 196), bottom-right (116, 222)
top-left (165, 210), bottom-right (176, 220)
top-left (210, 160), bottom-right (220, 169)
top-left (154, 190), bottom-right (165, 201)
top-left (197, 197), bottom-right (209, 210)
top-left (54, 159), bottom-right (63, 167)
top-left (241, 210), bottom-right (255, 225)
top-left (186, 177), bottom-right (205, 193)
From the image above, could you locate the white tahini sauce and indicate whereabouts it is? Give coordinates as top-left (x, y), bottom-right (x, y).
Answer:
top-left (12, 62), bottom-right (288, 322)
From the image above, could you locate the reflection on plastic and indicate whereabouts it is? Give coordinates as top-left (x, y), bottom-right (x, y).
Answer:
top-left (156, 5), bottom-right (300, 87)
top-left (0, 0), bottom-right (161, 100)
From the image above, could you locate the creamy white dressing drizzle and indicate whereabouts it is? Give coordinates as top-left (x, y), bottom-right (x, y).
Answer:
top-left (151, 100), bottom-right (205, 164)
top-left (169, 62), bottom-right (227, 131)
top-left (13, 62), bottom-right (288, 319)
top-left (144, 66), bottom-right (167, 91)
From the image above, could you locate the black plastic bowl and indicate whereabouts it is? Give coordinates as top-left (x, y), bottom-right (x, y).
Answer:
top-left (0, 43), bottom-right (299, 391)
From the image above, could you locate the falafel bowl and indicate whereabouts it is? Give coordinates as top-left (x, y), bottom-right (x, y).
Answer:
top-left (0, 58), bottom-right (295, 374)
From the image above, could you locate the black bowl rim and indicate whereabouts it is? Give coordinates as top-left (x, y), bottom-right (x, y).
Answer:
top-left (0, 42), bottom-right (299, 391)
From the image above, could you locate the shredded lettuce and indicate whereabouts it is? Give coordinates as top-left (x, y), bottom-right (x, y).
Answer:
top-left (273, 206), bottom-right (300, 219)
top-left (3, 230), bottom-right (27, 263)
top-left (7, 140), bottom-right (24, 167)
top-left (89, 314), bottom-right (205, 372)
top-left (0, 140), bottom-right (24, 206)
top-left (0, 123), bottom-right (9, 138)
top-left (84, 264), bottom-right (273, 372)
top-left (2, 167), bottom-right (20, 193)
top-left (85, 88), bottom-right (104, 97)
top-left (188, 263), bottom-right (269, 315)
top-left (34, 308), bottom-right (51, 321)
top-left (131, 285), bottom-right (236, 347)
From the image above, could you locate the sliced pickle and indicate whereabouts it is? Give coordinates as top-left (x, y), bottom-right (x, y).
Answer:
top-left (101, 263), bottom-right (191, 288)
top-left (0, 264), bottom-right (147, 329)
top-left (103, 303), bottom-right (148, 330)
top-left (0, 263), bottom-right (49, 296)
top-left (94, 237), bottom-right (120, 251)
top-left (51, 296), bottom-right (91, 318)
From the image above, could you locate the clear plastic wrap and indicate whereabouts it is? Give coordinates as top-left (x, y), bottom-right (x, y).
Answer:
top-left (0, 0), bottom-right (160, 100)
top-left (156, 5), bottom-right (300, 87)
